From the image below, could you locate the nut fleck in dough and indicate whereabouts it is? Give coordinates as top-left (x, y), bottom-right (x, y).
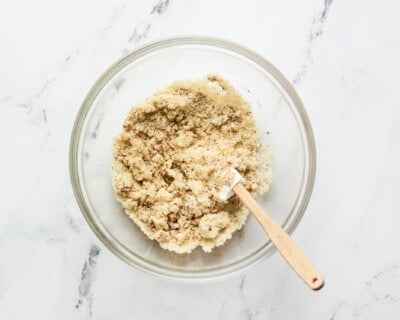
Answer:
top-left (112, 75), bottom-right (271, 253)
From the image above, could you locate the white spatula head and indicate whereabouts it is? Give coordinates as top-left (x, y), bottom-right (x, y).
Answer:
top-left (218, 168), bottom-right (245, 201)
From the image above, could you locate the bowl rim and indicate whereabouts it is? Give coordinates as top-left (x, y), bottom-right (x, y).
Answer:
top-left (69, 35), bottom-right (316, 282)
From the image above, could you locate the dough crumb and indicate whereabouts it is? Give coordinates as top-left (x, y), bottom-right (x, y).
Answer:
top-left (112, 75), bottom-right (272, 253)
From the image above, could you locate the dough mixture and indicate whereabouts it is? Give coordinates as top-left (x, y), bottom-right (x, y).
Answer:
top-left (112, 75), bottom-right (271, 253)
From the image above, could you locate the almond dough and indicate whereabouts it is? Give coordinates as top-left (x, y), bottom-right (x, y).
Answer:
top-left (112, 75), bottom-right (271, 253)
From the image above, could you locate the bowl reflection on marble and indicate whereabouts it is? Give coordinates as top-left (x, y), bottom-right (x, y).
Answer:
top-left (69, 36), bottom-right (316, 282)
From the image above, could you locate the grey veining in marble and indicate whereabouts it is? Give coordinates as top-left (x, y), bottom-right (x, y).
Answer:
top-left (76, 245), bottom-right (101, 316)
top-left (293, 0), bottom-right (334, 84)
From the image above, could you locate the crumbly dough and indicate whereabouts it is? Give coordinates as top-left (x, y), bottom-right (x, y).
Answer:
top-left (112, 75), bottom-right (271, 253)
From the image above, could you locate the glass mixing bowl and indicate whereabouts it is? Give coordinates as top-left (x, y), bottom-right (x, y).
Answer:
top-left (69, 36), bottom-right (316, 282)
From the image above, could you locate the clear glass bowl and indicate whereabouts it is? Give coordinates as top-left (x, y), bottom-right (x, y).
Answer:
top-left (69, 36), bottom-right (316, 282)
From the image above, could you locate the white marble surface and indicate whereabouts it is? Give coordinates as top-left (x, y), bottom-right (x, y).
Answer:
top-left (1, 0), bottom-right (400, 319)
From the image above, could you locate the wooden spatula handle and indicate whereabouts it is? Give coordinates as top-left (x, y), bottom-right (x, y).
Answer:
top-left (233, 183), bottom-right (324, 290)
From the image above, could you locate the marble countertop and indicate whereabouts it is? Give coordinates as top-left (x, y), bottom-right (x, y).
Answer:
top-left (1, 0), bottom-right (400, 319)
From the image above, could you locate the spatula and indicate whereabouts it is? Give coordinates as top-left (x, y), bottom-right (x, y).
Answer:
top-left (219, 168), bottom-right (324, 290)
